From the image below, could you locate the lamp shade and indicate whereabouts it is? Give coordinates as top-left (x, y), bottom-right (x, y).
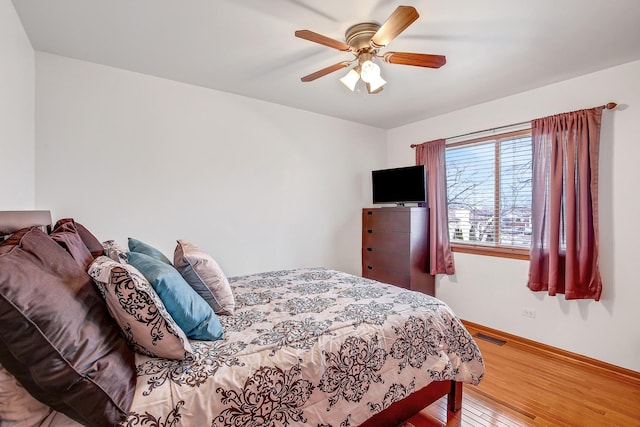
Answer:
top-left (339, 68), bottom-right (360, 91)
top-left (367, 73), bottom-right (386, 92)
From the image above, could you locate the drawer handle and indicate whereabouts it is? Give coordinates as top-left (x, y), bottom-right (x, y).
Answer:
top-left (367, 265), bottom-right (373, 270)
top-left (367, 211), bottom-right (373, 215)
top-left (366, 247), bottom-right (373, 252)
top-left (367, 229), bottom-right (373, 234)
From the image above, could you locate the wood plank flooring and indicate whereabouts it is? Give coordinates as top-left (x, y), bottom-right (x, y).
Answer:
top-left (405, 324), bottom-right (640, 426)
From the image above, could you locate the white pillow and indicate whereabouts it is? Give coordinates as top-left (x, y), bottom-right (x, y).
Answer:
top-left (89, 256), bottom-right (194, 359)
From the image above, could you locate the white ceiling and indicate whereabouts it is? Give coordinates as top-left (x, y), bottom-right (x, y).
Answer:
top-left (12, 0), bottom-right (640, 129)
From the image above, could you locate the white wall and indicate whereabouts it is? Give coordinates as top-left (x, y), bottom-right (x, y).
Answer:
top-left (0, 0), bottom-right (34, 208)
top-left (387, 60), bottom-right (640, 372)
top-left (26, 24), bottom-right (639, 371)
top-left (35, 53), bottom-right (386, 277)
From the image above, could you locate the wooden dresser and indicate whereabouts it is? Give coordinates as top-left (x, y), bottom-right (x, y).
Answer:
top-left (361, 207), bottom-right (435, 296)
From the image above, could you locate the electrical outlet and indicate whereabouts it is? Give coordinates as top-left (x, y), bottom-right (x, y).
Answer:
top-left (521, 307), bottom-right (536, 318)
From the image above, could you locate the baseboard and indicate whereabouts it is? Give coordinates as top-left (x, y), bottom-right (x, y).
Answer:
top-left (461, 320), bottom-right (640, 386)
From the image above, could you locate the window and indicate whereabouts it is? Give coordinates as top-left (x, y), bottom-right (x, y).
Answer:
top-left (445, 129), bottom-right (532, 259)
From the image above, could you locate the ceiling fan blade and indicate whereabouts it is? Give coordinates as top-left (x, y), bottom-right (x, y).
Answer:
top-left (295, 30), bottom-right (352, 51)
top-left (383, 52), bottom-right (446, 68)
top-left (301, 61), bottom-right (353, 82)
top-left (370, 6), bottom-right (419, 49)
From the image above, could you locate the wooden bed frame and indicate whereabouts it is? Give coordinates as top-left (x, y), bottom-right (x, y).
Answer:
top-left (363, 379), bottom-right (462, 426)
top-left (0, 210), bottom-right (463, 426)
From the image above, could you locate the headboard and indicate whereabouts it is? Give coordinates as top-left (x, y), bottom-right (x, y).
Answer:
top-left (0, 210), bottom-right (53, 237)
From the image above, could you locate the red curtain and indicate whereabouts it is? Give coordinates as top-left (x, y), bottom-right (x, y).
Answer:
top-left (416, 139), bottom-right (455, 275)
top-left (528, 107), bottom-right (603, 300)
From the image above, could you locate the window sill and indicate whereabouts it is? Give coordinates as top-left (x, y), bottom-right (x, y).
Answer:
top-left (451, 243), bottom-right (530, 260)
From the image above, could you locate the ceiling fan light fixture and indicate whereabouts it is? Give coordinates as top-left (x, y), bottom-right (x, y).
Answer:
top-left (359, 60), bottom-right (381, 83)
top-left (359, 59), bottom-right (386, 92)
top-left (296, 6), bottom-right (446, 94)
top-left (367, 74), bottom-right (386, 92)
top-left (339, 68), bottom-right (360, 92)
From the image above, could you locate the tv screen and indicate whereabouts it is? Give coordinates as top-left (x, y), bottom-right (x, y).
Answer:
top-left (372, 165), bottom-right (427, 205)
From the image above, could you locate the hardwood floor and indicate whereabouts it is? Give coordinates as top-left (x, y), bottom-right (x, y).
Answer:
top-left (406, 323), bottom-right (640, 426)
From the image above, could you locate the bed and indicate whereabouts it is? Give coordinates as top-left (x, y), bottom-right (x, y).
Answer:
top-left (0, 210), bottom-right (484, 427)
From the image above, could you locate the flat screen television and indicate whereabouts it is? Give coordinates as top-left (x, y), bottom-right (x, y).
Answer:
top-left (372, 165), bottom-right (427, 205)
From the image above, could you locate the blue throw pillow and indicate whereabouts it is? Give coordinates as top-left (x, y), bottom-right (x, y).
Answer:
top-left (128, 237), bottom-right (172, 265)
top-left (126, 251), bottom-right (223, 341)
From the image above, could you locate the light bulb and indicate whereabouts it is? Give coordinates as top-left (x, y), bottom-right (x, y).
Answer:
top-left (360, 60), bottom-right (381, 83)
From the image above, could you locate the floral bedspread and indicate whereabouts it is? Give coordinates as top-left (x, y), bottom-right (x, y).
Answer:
top-left (121, 268), bottom-right (485, 427)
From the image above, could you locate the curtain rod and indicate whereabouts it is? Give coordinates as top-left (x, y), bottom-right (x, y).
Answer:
top-left (410, 102), bottom-right (617, 148)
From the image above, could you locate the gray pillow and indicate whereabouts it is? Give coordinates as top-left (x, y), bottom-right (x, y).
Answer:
top-left (174, 239), bottom-right (235, 315)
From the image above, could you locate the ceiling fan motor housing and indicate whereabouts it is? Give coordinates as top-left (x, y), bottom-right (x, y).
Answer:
top-left (344, 22), bottom-right (380, 53)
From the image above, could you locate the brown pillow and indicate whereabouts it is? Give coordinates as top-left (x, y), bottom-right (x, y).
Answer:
top-left (0, 227), bottom-right (136, 427)
top-left (50, 220), bottom-right (94, 270)
top-left (54, 217), bottom-right (104, 258)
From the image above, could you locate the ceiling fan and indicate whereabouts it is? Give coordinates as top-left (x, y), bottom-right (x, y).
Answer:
top-left (295, 5), bottom-right (446, 94)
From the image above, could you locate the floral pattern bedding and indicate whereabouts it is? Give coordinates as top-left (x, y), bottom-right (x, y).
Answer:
top-left (120, 268), bottom-right (485, 427)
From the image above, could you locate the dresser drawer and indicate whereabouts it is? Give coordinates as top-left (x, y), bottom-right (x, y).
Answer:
top-left (362, 249), bottom-right (409, 274)
top-left (363, 209), bottom-right (411, 232)
top-left (363, 268), bottom-right (410, 289)
top-left (362, 230), bottom-right (410, 253)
